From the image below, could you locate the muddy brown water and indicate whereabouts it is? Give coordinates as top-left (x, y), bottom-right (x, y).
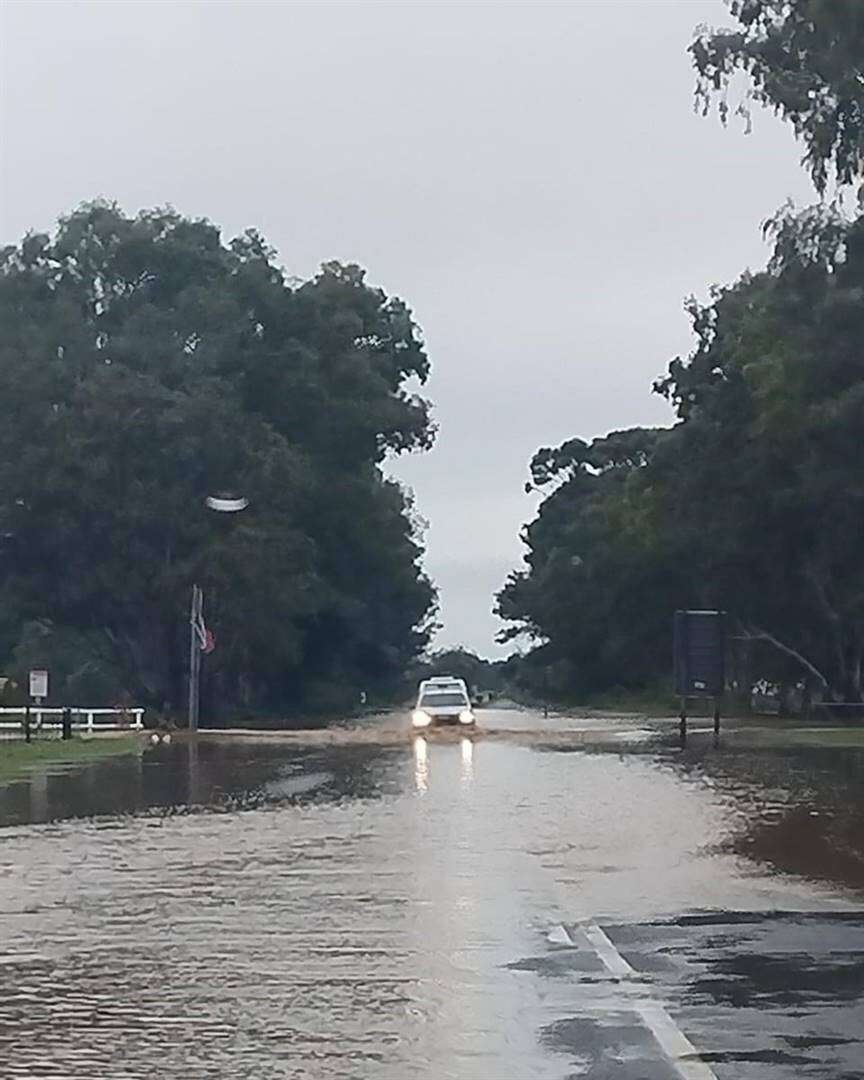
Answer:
top-left (1, 707), bottom-right (863, 1079)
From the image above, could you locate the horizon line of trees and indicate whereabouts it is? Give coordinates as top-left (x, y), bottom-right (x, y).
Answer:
top-left (496, 0), bottom-right (864, 707)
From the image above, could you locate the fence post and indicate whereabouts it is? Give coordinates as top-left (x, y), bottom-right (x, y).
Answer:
top-left (23, 705), bottom-right (31, 744)
top-left (86, 710), bottom-right (94, 735)
top-left (62, 708), bottom-right (72, 741)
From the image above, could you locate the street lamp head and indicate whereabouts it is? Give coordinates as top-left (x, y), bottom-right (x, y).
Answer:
top-left (205, 493), bottom-right (249, 513)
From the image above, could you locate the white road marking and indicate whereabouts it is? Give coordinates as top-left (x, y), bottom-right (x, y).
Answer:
top-left (555, 922), bottom-right (719, 1080)
top-left (546, 924), bottom-right (572, 946)
top-left (582, 920), bottom-right (635, 978)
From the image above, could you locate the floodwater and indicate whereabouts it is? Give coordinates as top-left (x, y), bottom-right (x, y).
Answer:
top-left (1, 708), bottom-right (863, 1079)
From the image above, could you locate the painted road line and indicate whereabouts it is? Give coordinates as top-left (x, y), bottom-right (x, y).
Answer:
top-left (635, 1002), bottom-right (719, 1080)
top-left (546, 924), bottom-right (573, 946)
top-left (582, 920), bottom-right (636, 978)
top-left (557, 922), bottom-right (719, 1080)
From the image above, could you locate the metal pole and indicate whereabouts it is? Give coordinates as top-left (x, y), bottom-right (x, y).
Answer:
top-left (713, 698), bottom-right (721, 746)
top-left (679, 697), bottom-right (687, 747)
top-left (23, 704), bottom-right (31, 744)
top-left (188, 584), bottom-right (201, 732)
top-left (187, 740), bottom-right (200, 804)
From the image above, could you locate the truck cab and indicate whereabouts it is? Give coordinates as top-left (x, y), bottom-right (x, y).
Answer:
top-left (412, 676), bottom-right (475, 728)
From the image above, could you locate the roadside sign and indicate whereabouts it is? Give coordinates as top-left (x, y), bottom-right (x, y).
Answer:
top-left (29, 669), bottom-right (48, 700)
top-left (673, 610), bottom-right (725, 697)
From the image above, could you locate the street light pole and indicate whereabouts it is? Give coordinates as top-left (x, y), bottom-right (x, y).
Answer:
top-left (187, 492), bottom-right (247, 732)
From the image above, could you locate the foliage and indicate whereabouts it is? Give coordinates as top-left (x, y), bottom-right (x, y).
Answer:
top-left (692, 0), bottom-right (864, 192)
top-left (656, 204), bottom-right (864, 700)
top-left (500, 6), bottom-right (864, 706)
top-left (496, 428), bottom-right (689, 696)
top-left (10, 620), bottom-right (126, 705)
top-left (0, 202), bottom-right (436, 713)
top-left (499, 207), bottom-right (864, 702)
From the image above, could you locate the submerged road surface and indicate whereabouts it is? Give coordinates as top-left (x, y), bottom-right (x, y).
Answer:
top-left (0, 707), bottom-right (863, 1078)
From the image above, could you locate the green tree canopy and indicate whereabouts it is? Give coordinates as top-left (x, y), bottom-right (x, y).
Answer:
top-left (496, 427), bottom-right (684, 695)
top-left (500, 5), bottom-right (864, 706)
top-left (655, 205), bottom-right (864, 700)
top-left (692, 0), bottom-right (864, 192)
top-left (0, 201), bottom-right (436, 713)
top-left (500, 207), bottom-right (864, 703)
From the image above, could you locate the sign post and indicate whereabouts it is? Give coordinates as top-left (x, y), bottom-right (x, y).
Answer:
top-left (673, 611), bottom-right (726, 745)
top-left (29, 670), bottom-right (48, 736)
top-left (29, 669), bottom-right (48, 702)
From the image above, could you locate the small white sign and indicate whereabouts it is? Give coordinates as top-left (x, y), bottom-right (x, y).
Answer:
top-left (29, 669), bottom-right (48, 699)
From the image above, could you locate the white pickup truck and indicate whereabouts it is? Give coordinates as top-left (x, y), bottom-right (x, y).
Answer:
top-left (412, 675), bottom-right (475, 729)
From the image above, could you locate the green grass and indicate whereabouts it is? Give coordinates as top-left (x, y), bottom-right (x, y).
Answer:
top-left (722, 719), bottom-right (864, 750)
top-left (778, 726), bottom-right (864, 749)
top-left (0, 735), bottom-right (142, 785)
top-left (575, 687), bottom-right (682, 717)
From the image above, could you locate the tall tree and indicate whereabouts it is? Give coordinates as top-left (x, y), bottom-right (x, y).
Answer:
top-left (501, 208), bottom-right (864, 703)
top-left (655, 205), bottom-right (864, 700)
top-left (496, 428), bottom-right (686, 696)
top-left (0, 202), bottom-right (436, 712)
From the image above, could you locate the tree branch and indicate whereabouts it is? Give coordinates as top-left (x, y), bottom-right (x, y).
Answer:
top-left (742, 624), bottom-right (829, 689)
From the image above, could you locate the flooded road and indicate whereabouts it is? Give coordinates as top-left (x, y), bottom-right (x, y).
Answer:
top-left (1, 708), bottom-right (863, 1078)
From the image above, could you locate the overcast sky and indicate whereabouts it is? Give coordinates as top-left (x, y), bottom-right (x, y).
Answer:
top-left (1, 1), bottom-right (815, 657)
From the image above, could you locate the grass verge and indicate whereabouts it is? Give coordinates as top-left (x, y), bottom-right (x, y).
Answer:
top-left (0, 735), bottom-right (142, 786)
top-left (778, 726), bottom-right (864, 749)
top-left (573, 687), bottom-right (683, 717)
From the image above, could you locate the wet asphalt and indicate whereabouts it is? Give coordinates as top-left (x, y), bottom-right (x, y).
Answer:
top-left (0, 706), bottom-right (862, 1078)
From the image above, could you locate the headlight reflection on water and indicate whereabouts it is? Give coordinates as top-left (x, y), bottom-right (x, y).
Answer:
top-left (413, 736), bottom-right (429, 793)
top-left (460, 737), bottom-right (474, 786)
top-left (413, 735), bottom-right (475, 794)
top-left (412, 734), bottom-right (475, 794)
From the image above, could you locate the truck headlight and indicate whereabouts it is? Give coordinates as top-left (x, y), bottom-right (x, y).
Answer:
top-left (412, 710), bottom-right (431, 728)
top-left (459, 710), bottom-right (474, 725)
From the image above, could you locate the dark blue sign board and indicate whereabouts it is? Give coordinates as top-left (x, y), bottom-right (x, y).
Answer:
top-left (673, 610), bottom-right (726, 697)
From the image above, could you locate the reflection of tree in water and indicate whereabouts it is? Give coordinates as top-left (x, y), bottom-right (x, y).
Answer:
top-left (142, 741), bottom-right (406, 813)
top-left (0, 753), bottom-right (147, 826)
top-left (0, 741), bottom-right (407, 827)
top-left (737, 801), bottom-right (864, 891)
top-left (672, 745), bottom-right (864, 892)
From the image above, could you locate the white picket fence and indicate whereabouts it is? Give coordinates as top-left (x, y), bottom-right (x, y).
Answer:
top-left (0, 707), bottom-right (145, 735)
